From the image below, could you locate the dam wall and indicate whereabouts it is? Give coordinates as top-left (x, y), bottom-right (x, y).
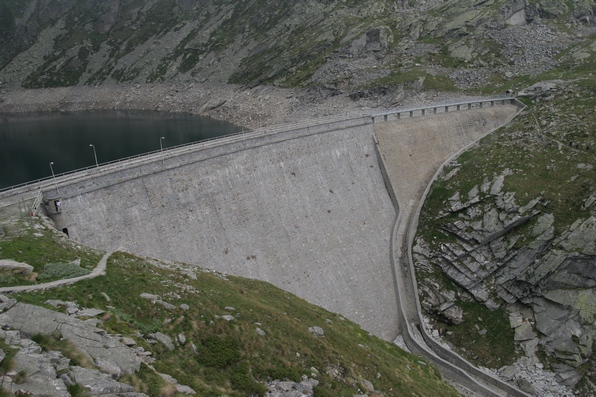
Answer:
top-left (21, 97), bottom-right (521, 345)
top-left (59, 120), bottom-right (400, 340)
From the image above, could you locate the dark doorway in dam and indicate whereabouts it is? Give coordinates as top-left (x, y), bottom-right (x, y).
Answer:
top-left (62, 228), bottom-right (69, 237)
top-left (0, 111), bottom-right (243, 189)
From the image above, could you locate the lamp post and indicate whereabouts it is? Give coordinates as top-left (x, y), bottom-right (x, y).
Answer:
top-left (89, 144), bottom-right (98, 168)
top-left (49, 161), bottom-right (59, 194)
top-left (160, 136), bottom-right (165, 164)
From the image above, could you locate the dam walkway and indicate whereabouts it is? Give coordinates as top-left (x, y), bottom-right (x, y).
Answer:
top-left (0, 96), bottom-right (529, 396)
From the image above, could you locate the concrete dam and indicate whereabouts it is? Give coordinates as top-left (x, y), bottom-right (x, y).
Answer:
top-left (36, 98), bottom-right (522, 345)
top-left (1, 97), bottom-right (530, 395)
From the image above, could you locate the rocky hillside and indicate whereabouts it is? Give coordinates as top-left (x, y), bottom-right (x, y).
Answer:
top-left (0, 0), bottom-right (594, 95)
top-left (415, 80), bottom-right (595, 396)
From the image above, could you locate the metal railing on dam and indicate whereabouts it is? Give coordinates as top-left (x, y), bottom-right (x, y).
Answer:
top-left (371, 95), bottom-right (521, 123)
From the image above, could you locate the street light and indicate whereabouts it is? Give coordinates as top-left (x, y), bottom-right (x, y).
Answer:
top-left (89, 144), bottom-right (98, 168)
top-left (160, 136), bottom-right (165, 152)
top-left (49, 162), bottom-right (59, 194)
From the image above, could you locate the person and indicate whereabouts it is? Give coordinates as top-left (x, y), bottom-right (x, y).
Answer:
top-left (55, 200), bottom-right (61, 213)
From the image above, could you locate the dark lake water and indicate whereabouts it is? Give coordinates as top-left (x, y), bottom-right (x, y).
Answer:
top-left (0, 111), bottom-right (243, 190)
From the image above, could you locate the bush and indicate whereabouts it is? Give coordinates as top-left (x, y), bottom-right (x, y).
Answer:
top-left (197, 336), bottom-right (241, 369)
top-left (37, 263), bottom-right (91, 281)
top-left (260, 367), bottom-right (301, 383)
top-left (230, 363), bottom-right (268, 396)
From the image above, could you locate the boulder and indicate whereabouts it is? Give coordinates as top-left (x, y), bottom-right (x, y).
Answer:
top-left (149, 332), bottom-right (175, 351)
top-left (0, 259), bottom-right (34, 275)
top-left (308, 326), bottom-right (325, 337)
top-left (0, 303), bottom-right (141, 377)
top-left (69, 366), bottom-right (137, 395)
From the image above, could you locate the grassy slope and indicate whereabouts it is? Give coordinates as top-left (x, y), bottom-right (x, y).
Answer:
top-left (0, 218), bottom-right (460, 397)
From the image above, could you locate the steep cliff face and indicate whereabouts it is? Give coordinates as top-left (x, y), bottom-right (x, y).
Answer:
top-left (414, 81), bottom-right (595, 394)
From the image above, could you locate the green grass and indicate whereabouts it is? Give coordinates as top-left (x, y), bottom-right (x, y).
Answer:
top-left (0, 220), bottom-right (101, 286)
top-left (2, 216), bottom-right (459, 397)
top-left (436, 303), bottom-right (518, 368)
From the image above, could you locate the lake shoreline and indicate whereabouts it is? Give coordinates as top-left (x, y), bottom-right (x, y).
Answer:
top-left (0, 82), bottom-right (372, 129)
top-left (0, 82), bottom-right (472, 129)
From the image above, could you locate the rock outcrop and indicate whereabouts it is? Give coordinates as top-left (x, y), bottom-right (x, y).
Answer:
top-left (0, 302), bottom-right (142, 377)
top-left (415, 169), bottom-right (596, 389)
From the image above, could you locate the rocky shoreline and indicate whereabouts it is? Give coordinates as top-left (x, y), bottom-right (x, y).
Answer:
top-left (0, 83), bottom-right (476, 129)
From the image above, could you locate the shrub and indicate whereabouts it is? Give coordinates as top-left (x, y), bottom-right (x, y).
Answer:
top-left (37, 263), bottom-right (91, 281)
top-left (197, 336), bottom-right (241, 369)
top-left (229, 363), bottom-right (268, 396)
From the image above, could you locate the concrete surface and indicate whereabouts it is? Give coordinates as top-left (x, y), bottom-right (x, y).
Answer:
top-left (60, 123), bottom-right (399, 340)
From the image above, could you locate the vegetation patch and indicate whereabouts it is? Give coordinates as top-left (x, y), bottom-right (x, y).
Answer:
top-left (37, 262), bottom-right (91, 281)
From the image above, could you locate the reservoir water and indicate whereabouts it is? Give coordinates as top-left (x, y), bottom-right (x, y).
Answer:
top-left (0, 111), bottom-right (243, 190)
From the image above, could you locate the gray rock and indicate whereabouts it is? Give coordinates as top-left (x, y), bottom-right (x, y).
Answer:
top-left (441, 304), bottom-right (464, 325)
top-left (490, 175), bottom-right (505, 195)
top-left (221, 315), bottom-right (235, 322)
top-left (0, 259), bottom-right (33, 275)
top-left (308, 326), bottom-right (324, 337)
top-left (176, 384), bottom-right (197, 394)
top-left (69, 366), bottom-right (135, 394)
top-left (8, 349), bottom-right (69, 397)
top-left (120, 337), bottom-right (137, 346)
top-left (155, 299), bottom-right (176, 310)
top-left (514, 322), bottom-right (535, 341)
top-left (75, 308), bottom-right (105, 318)
top-left (59, 373), bottom-right (75, 387)
top-left (179, 304), bottom-right (190, 310)
top-left (361, 379), bottom-right (375, 391)
top-left (520, 338), bottom-right (539, 357)
top-left (256, 327), bottom-right (266, 336)
top-left (139, 293), bottom-right (158, 301)
top-left (0, 303), bottom-right (141, 377)
top-left (150, 332), bottom-right (175, 351)
top-left (177, 333), bottom-right (186, 345)
top-left (0, 294), bottom-right (17, 311)
top-left (159, 372), bottom-right (196, 394)
top-left (500, 365), bottom-right (517, 381)
top-left (516, 377), bottom-right (537, 395)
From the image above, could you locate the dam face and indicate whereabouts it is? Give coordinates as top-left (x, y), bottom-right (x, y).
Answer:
top-left (62, 122), bottom-right (399, 339)
top-left (47, 100), bottom-right (521, 342)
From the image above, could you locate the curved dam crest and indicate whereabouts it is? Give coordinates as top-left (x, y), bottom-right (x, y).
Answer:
top-left (44, 101), bottom-right (521, 343)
